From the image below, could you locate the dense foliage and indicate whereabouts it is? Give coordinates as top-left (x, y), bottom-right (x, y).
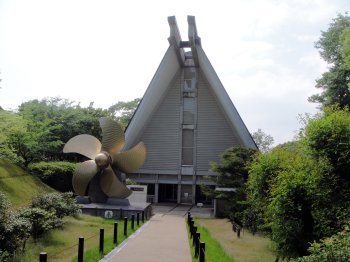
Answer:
top-left (245, 108), bottom-right (350, 259)
top-left (251, 129), bottom-right (274, 153)
top-left (108, 98), bottom-right (141, 129)
top-left (0, 97), bottom-right (140, 168)
top-left (204, 147), bottom-right (257, 223)
top-left (309, 14), bottom-right (350, 109)
top-left (18, 208), bottom-right (58, 240)
top-left (0, 193), bottom-right (31, 258)
top-left (0, 192), bottom-right (81, 259)
top-left (294, 225), bottom-right (350, 262)
top-left (28, 161), bottom-right (77, 191)
top-left (31, 192), bottom-right (80, 218)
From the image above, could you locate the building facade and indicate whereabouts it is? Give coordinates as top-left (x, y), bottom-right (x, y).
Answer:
top-left (124, 16), bottom-right (257, 204)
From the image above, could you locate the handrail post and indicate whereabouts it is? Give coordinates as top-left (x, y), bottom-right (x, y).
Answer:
top-left (113, 222), bottom-right (118, 244)
top-left (39, 252), bottom-right (47, 262)
top-left (124, 217), bottom-right (128, 236)
top-left (199, 242), bottom-right (205, 262)
top-left (190, 220), bottom-right (194, 238)
top-left (131, 214), bottom-right (135, 230)
top-left (78, 237), bottom-right (84, 262)
top-left (99, 228), bottom-right (104, 254)
top-left (195, 232), bottom-right (200, 258)
top-left (192, 226), bottom-right (197, 246)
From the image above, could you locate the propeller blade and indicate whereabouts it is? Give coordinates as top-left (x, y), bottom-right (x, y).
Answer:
top-left (63, 134), bottom-right (101, 159)
top-left (112, 142), bottom-right (146, 173)
top-left (100, 167), bottom-right (132, 198)
top-left (99, 117), bottom-right (125, 154)
top-left (72, 160), bottom-right (98, 196)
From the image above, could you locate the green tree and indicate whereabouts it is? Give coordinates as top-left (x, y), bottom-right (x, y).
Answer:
top-left (303, 107), bottom-right (350, 238)
top-left (0, 111), bottom-right (26, 163)
top-left (16, 98), bottom-right (111, 163)
top-left (309, 14), bottom-right (350, 109)
top-left (252, 129), bottom-right (274, 153)
top-left (342, 27), bottom-right (350, 70)
top-left (245, 144), bottom-right (292, 233)
top-left (108, 98), bottom-right (141, 129)
top-left (205, 147), bottom-right (257, 223)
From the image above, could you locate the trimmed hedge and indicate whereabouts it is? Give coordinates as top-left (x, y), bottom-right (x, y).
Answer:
top-left (29, 161), bottom-right (77, 192)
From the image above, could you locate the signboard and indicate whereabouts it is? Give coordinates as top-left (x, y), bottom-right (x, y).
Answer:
top-left (104, 210), bottom-right (113, 219)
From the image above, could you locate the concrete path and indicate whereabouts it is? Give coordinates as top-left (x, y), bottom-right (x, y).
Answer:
top-left (104, 206), bottom-right (192, 262)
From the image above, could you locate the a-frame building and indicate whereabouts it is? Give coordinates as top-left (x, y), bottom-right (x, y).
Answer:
top-left (125, 16), bottom-right (257, 204)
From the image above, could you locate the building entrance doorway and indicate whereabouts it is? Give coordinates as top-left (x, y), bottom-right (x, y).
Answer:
top-left (159, 184), bottom-right (178, 202)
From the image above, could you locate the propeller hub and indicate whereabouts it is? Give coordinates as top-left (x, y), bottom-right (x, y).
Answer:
top-left (95, 152), bottom-right (112, 169)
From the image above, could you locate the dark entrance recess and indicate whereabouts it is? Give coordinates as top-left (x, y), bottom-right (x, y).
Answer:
top-left (159, 184), bottom-right (178, 202)
top-left (147, 184), bottom-right (155, 195)
top-left (195, 185), bottom-right (214, 205)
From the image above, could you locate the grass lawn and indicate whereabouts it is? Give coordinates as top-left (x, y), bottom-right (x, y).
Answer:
top-left (13, 214), bottom-right (145, 262)
top-left (197, 218), bottom-right (276, 262)
top-left (0, 159), bottom-right (54, 209)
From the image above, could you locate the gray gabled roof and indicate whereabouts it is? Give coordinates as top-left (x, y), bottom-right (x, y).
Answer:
top-left (125, 16), bottom-right (257, 150)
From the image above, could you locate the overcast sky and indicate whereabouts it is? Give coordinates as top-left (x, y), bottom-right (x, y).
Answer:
top-left (0, 0), bottom-right (349, 145)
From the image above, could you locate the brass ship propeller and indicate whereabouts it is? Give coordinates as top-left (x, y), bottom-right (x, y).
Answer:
top-left (63, 117), bottom-right (146, 199)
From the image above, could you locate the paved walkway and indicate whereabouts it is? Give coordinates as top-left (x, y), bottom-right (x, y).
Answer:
top-left (104, 206), bottom-right (192, 262)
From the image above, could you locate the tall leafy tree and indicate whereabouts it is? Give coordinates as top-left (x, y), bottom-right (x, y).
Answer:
top-left (342, 27), bottom-right (350, 70)
top-left (252, 129), bottom-right (274, 153)
top-left (203, 147), bottom-right (257, 222)
top-left (309, 14), bottom-right (350, 109)
top-left (108, 98), bottom-right (141, 129)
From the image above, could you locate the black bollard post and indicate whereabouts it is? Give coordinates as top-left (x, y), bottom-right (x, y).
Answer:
top-left (113, 222), bottom-right (118, 244)
top-left (78, 237), bottom-right (84, 262)
top-left (192, 226), bottom-right (197, 246)
top-left (195, 232), bottom-right (200, 258)
top-left (39, 252), bottom-right (47, 262)
top-left (124, 217), bottom-right (128, 236)
top-left (187, 212), bottom-right (191, 225)
top-left (199, 242), bottom-right (205, 262)
top-left (190, 220), bottom-right (194, 238)
top-left (131, 214), bottom-right (135, 230)
top-left (99, 228), bottom-right (104, 254)
top-left (137, 212), bottom-right (140, 226)
top-left (142, 211), bottom-right (145, 223)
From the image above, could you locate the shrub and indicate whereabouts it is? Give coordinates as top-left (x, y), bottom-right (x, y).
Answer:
top-left (31, 192), bottom-right (80, 218)
top-left (294, 225), bottom-right (350, 262)
top-left (18, 208), bottom-right (57, 240)
top-left (28, 161), bottom-right (77, 191)
top-left (305, 107), bottom-right (350, 178)
top-left (0, 193), bottom-right (31, 257)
